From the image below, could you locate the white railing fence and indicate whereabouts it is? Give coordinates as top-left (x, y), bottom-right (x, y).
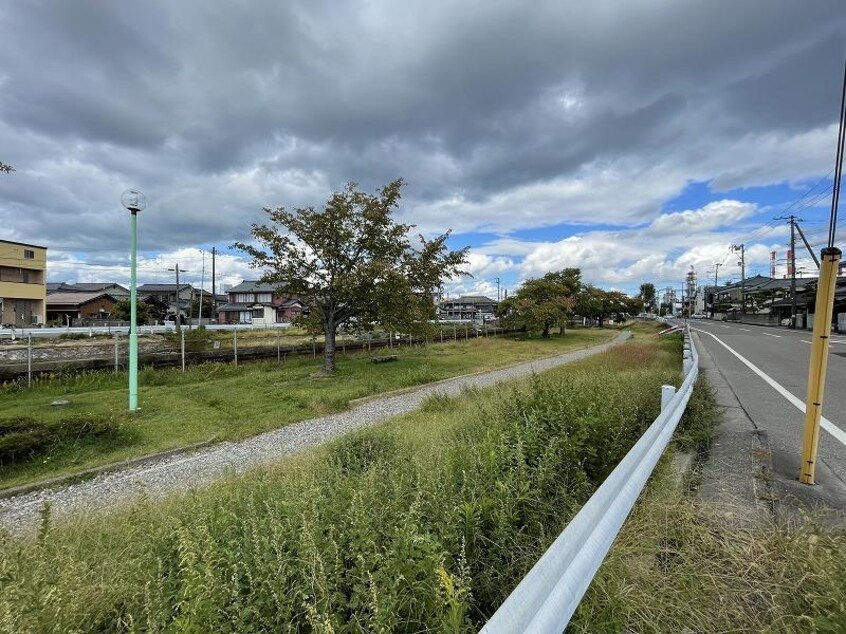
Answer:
top-left (481, 327), bottom-right (699, 633)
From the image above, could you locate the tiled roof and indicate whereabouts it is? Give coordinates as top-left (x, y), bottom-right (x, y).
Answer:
top-left (137, 284), bottom-right (192, 292)
top-left (70, 283), bottom-right (129, 293)
top-left (442, 295), bottom-right (496, 303)
top-left (228, 280), bottom-right (281, 293)
top-left (216, 303), bottom-right (253, 312)
top-left (46, 292), bottom-right (116, 306)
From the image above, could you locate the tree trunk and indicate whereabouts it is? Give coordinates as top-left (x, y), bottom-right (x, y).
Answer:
top-left (323, 318), bottom-right (337, 372)
top-left (542, 322), bottom-right (550, 338)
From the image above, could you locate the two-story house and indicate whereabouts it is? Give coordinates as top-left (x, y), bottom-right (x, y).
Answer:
top-left (216, 281), bottom-right (304, 325)
top-left (137, 283), bottom-right (195, 320)
top-left (0, 239), bottom-right (47, 326)
top-left (439, 295), bottom-right (498, 321)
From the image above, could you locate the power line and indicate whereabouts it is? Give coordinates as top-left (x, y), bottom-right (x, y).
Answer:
top-left (828, 58), bottom-right (846, 248)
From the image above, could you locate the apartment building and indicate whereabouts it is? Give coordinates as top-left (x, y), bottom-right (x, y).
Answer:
top-left (0, 239), bottom-right (47, 326)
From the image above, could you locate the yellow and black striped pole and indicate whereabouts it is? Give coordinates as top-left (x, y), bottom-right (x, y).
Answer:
top-left (799, 246), bottom-right (842, 484)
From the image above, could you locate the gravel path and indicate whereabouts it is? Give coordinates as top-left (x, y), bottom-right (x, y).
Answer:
top-left (1, 331), bottom-right (630, 534)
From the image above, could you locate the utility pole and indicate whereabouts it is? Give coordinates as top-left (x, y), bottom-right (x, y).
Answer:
top-left (167, 264), bottom-right (186, 334)
top-left (799, 56), bottom-right (846, 485)
top-left (733, 243), bottom-right (745, 316)
top-left (775, 215), bottom-right (799, 327)
top-left (790, 216), bottom-right (797, 329)
top-left (198, 251), bottom-right (205, 326)
top-left (211, 247), bottom-right (217, 322)
top-left (711, 263), bottom-right (721, 319)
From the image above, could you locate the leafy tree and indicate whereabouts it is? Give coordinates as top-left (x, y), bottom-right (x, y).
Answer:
top-left (497, 268), bottom-right (581, 337)
top-left (234, 179), bottom-right (469, 372)
top-left (575, 285), bottom-right (636, 326)
top-left (639, 282), bottom-right (656, 313)
top-left (112, 299), bottom-right (150, 324)
top-left (0, 162), bottom-right (13, 173)
top-left (191, 294), bottom-right (216, 319)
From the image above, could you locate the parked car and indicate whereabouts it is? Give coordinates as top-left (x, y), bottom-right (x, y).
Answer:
top-left (691, 313), bottom-right (707, 319)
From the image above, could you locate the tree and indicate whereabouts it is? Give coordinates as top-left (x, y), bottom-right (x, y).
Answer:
top-left (234, 179), bottom-right (469, 372)
top-left (112, 299), bottom-right (150, 324)
top-left (497, 268), bottom-right (581, 337)
top-left (0, 162), bottom-right (13, 173)
top-left (639, 282), bottom-right (656, 313)
top-left (575, 285), bottom-right (636, 326)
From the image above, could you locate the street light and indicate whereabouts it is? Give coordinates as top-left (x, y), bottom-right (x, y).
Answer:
top-left (121, 189), bottom-right (145, 411)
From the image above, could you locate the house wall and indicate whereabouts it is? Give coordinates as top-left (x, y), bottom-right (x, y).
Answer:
top-left (79, 296), bottom-right (118, 318)
top-left (0, 241), bottom-right (47, 325)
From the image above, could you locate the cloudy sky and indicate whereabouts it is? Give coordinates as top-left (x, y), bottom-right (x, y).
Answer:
top-left (1, 1), bottom-right (844, 299)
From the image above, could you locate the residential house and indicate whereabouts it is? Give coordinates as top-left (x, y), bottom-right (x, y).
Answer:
top-left (137, 283), bottom-right (194, 321)
top-left (47, 282), bottom-right (130, 298)
top-left (0, 239), bottom-right (47, 326)
top-left (46, 292), bottom-right (118, 325)
top-left (439, 295), bottom-right (498, 321)
top-left (216, 281), bottom-right (304, 325)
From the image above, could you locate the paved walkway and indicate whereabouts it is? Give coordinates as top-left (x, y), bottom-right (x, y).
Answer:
top-left (0, 331), bottom-right (630, 534)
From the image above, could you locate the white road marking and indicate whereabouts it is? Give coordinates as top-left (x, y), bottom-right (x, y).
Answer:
top-left (693, 328), bottom-right (846, 448)
top-left (801, 340), bottom-right (812, 345)
top-left (762, 333), bottom-right (781, 338)
top-left (739, 328), bottom-right (751, 332)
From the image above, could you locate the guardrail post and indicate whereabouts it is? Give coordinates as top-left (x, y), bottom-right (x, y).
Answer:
top-left (181, 330), bottom-right (186, 372)
top-left (114, 338), bottom-right (119, 373)
top-left (661, 385), bottom-right (676, 412)
top-left (233, 329), bottom-right (238, 366)
top-left (277, 331), bottom-right (281, 363)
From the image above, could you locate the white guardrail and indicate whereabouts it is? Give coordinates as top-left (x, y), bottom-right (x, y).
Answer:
top-left (481, 325), bottom-right (698, 633)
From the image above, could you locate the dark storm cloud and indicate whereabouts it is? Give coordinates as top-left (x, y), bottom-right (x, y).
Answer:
top-left (0, 0), bottom-right (844, 252)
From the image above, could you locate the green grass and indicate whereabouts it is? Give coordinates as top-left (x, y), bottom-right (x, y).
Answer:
top-left (0, 332), bottom-right (680, 633)
top-left (0, 328), bottom-right (614, 489)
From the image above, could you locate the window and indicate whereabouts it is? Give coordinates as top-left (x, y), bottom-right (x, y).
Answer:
top-left (255, 293), bottom-right (272, 303)
top-left (23, 249), bottom-right (35, 259)
top-left (252, 309), bottom-right (264, 319)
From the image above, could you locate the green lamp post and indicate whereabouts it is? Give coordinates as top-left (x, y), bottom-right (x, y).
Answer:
top-left (121, 189), bottom-right (146, 411)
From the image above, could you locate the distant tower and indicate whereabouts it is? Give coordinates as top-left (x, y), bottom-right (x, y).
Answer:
top-left (770, 251), bottom-right (777, 278)
top-left (685, 266), bottom-right (697, 316)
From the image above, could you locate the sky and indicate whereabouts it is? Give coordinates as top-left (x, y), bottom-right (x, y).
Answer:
top-left (1, 1), bottom-right (844, 301)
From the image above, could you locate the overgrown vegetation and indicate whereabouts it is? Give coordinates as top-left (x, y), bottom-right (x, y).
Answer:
top-left (0, 413), bottom-right (130, 467)
top-left (0, 329), bottom-right (614, 489)
top-left (0, 334), bottom-right (680, 632)
top-left (571, 459), bottom-right (846, 633)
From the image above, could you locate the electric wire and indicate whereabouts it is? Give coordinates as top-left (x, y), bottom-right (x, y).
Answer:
top-left (828, 58), bottom-right (846, 248)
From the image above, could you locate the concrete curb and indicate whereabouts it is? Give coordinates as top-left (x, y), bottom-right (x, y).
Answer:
top-left (691, 332), bottom-right (776, 528)
top-left (0, 438), bottom-right (217, 501)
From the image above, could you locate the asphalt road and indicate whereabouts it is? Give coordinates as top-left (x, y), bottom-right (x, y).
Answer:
top-left (683, 318), bottom-right (846, 504)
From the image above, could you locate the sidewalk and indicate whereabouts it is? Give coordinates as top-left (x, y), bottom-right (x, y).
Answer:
top-left (694, 332), bottom-right (846, 529)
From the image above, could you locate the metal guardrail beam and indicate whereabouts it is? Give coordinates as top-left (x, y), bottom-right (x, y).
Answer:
top-left (481, 327), bottom-right (699, 633)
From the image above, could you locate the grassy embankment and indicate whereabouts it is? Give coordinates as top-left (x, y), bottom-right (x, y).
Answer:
top-left (0, 328), bottom-right (682, 632)
top-left (0, 328), bottom-right (614, 489)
